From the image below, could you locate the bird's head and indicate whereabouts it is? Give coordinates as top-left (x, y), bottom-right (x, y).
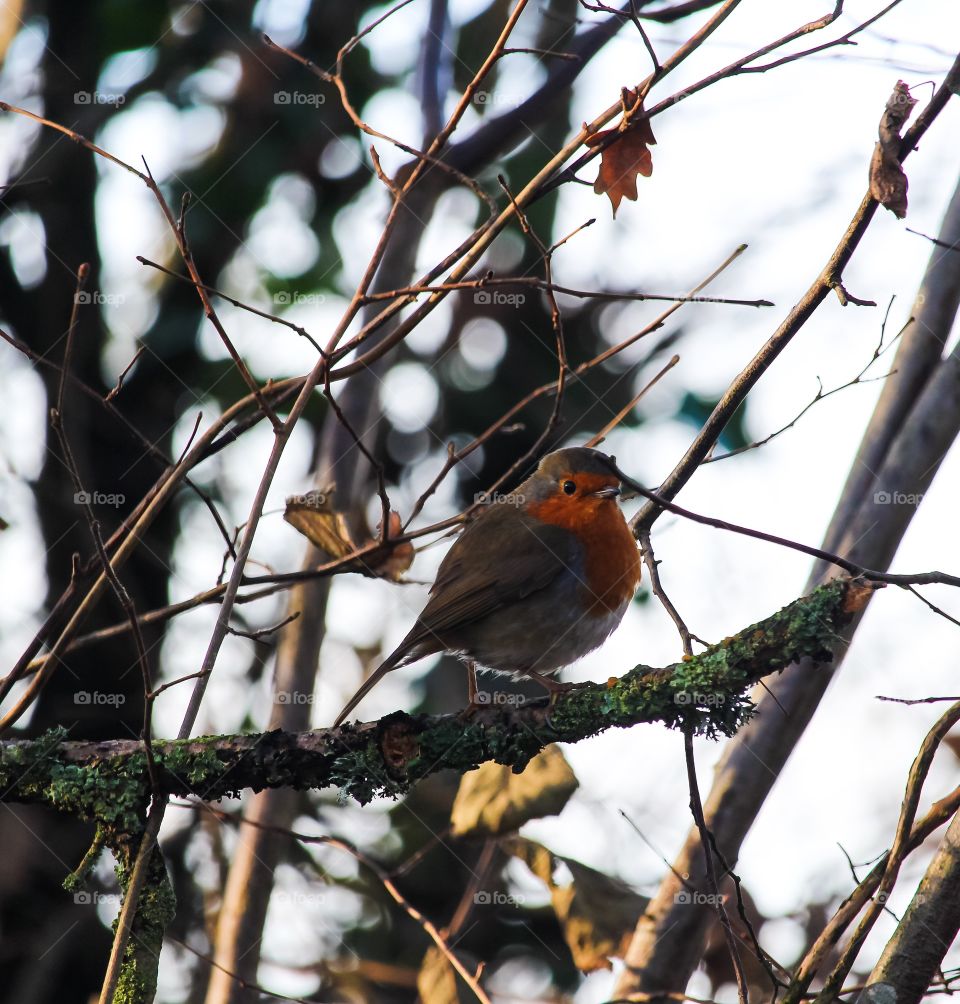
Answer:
top-left (518, 447), bottom-right (625, 527)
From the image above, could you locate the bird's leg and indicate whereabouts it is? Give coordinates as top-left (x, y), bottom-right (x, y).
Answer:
top-left (457, 660), bottom-right (485, 720)
top-left (525, 669), bottom-right (588, 708)
top-left (467, 661), bottom-right (479, 704)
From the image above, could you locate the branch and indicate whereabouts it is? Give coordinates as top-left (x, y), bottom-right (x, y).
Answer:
top-left (615, 164), bottom-right (960, 1001)
top-left (865, 807), bottom-right (960, 1004)
top-left (807, 700), bottom-right (960, 1004)
top-left (630, 52), bottom-right (960, 533)
top-left (0, 579), bottom-right (869, 810)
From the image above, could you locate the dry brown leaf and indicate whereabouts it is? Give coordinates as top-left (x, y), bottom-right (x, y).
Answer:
top-left (450, 744), bottom-right (578, 838)
top-left (507, 836), bottom-right (648, 972)
top-left (284, 491), bottom-right (413, 581)
top-left (283, 488), bottom-right (355, 557)
top-left (842, 579), bottom-right (880, 615)
top-left (552, 859), bottom-right (648, 972)
top-left (416, 945), bottom-right (474, 1004)
top-left (507, 835), bottom-right (557, 885)
top-left (587, 89), bottom-right (656, 217)
top-left (375, 509), bottom-right (415, 581)
top-left (869, 80), bottom-right (917, 219)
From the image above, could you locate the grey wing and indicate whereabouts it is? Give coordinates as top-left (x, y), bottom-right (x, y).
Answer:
top-left (411, 507), bottom-right (580, 641)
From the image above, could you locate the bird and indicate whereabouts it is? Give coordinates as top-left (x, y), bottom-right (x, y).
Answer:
top-left (332, 447), bottom-right (641, 727)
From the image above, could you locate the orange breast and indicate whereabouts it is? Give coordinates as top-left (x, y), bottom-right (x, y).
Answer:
top-left (528, 493), bottom-right (641, 616)
top-left (578, 504), bottom-right (641, 615)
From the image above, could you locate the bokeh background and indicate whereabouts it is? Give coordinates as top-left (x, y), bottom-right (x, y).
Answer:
top-left (0, 1), bottom-right (958, 1001)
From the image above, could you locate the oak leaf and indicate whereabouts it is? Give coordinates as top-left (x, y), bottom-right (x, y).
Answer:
top-left (587, 89), bottom-right (656, 217)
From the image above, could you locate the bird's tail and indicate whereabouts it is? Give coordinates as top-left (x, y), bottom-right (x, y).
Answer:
top-left (332, 646), bottom-right (407, 728)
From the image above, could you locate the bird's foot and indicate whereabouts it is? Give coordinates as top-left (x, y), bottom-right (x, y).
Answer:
top-left (527, 673), bottom-right (583, 700)
top-left (456, 699), bottom-right (487, 722)
top-left (525, 673), bottom-right (589, 726)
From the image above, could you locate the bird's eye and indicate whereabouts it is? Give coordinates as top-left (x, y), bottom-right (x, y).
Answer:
top-left (562, 480), bottom-right (577, 495)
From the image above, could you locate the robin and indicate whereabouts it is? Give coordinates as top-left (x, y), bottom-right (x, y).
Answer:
top-left (333, 447), bottom-right (641, 726)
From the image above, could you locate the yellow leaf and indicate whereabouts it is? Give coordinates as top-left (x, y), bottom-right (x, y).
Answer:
top-left (450, 744), bottom-right (578, 838)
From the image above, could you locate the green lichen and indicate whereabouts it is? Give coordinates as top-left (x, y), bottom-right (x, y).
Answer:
top-left (112, 836), bottom-right (176, 1004)
top-left (330, 743), bottom-right (407, 803)
top-left (0, 728), bottom-right (150, 832)
top-left (63, 824), bottom-right (107, 893)
top-left (155, 738), bottom-right (230, 789)
top-left (0, 729), bottom-right (181, 1004)
top-left (0, 582), bottom-right (855, 817)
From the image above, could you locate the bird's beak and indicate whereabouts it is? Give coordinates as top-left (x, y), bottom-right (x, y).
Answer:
top-left (592, 485), bottom-right (621, 499)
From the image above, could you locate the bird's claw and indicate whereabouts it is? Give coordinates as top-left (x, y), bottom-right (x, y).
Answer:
top-left (456, 700), bottom-right (486, 722)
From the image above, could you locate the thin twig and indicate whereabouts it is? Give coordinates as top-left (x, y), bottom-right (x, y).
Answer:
top-left (639, 531), bottom-right (698, 656)
top-left (683, 730), bottom-right (749, 1004)
top-left (0, 327), bottom-right (237, 561)
top-left (405, 245), bottom-right (749, 528)
top-left (140, 158), bottom-right (282, 431)
top-left (104, 344), bottom-right (146, 402)
top-left (631, 50), bottom-right (960, 533)
top-left (47, 264), bottom-right (159, 793)
top-left (619, 476), bottom-right (960, 589)
top-left (136, 256), bottom-right (325, 354)
top-left (586, 354), bottom-right (680, 448)
top-left (227, 611), bottom-right (301, 642)
top-left (705, 312), bottom-right (907, 463)
top-left (185, 804), bottom-right (495, 1004)
top-left (786, 705), bottom-right (960, 1004)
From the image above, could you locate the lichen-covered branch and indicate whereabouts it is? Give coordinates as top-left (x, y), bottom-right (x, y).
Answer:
top-left (110, 828), bottom-right (176, 1004)
top-left (866, 807), bottom-right (960, 1004)
top-left (0, 579), bottom-right (870, 814)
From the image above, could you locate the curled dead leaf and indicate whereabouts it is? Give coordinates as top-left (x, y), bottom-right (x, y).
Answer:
top-left (284, 487), bottom-right (354, 557)
top-left (869, 80), bottom-right (917, 219)
top-left (376, 509), bottom-right (415, 581)
top-left (842, 578), bottom-right (881, 615)
top-left (283, 489), bottom-right (413, 581)
top-left (586, 88), bottom-right (656, 217)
